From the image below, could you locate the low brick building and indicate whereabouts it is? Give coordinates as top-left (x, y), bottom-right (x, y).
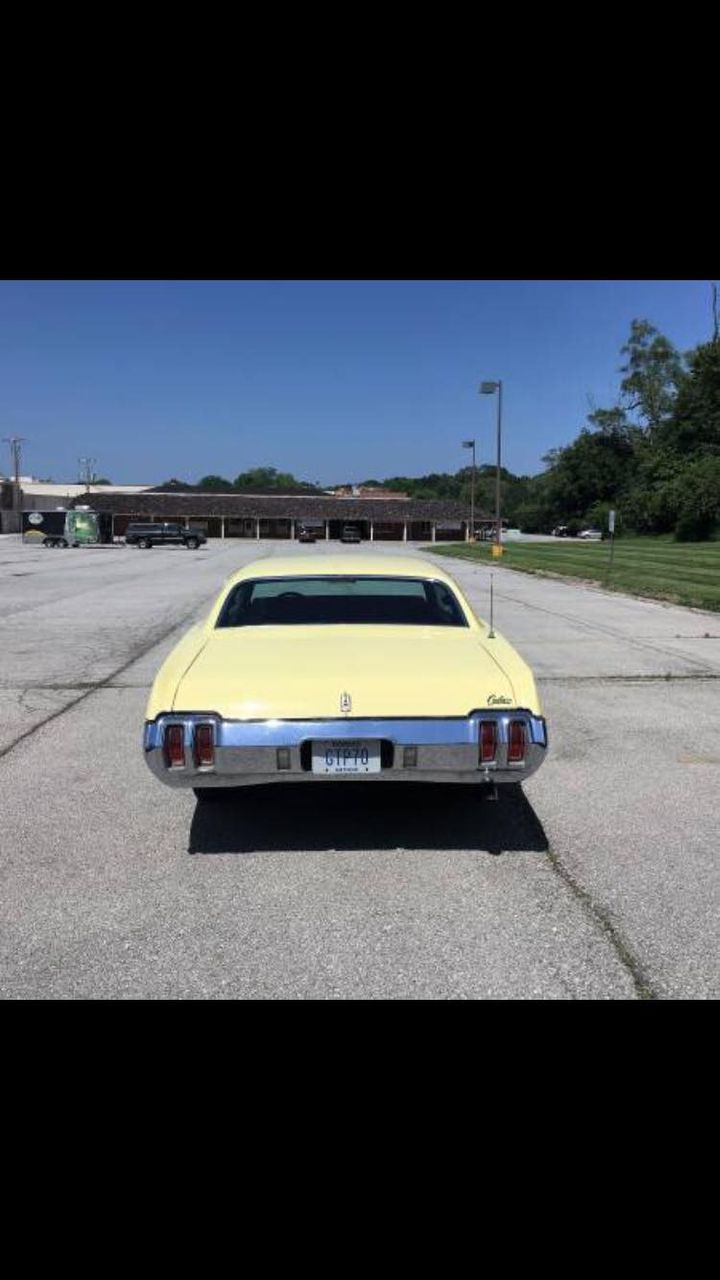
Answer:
top-left (79, 488), bottom-right (478, 542)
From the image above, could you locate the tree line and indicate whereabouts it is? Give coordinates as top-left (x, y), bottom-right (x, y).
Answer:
top-left (159, 467), bottom-right (324, 494)
top-left (508, 317), bottom-right (720, 540)
top-left (372, 319), bottom-right (719, 539)
top-left (162, 313), bottom-right (719, 540)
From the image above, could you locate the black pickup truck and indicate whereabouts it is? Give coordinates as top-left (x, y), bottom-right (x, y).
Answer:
top-left (124, 522), bottom-right (207, 549)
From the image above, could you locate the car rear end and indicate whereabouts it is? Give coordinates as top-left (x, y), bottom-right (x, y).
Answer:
top-left (145, 707), bottom-right (548, 792)
top-left (143, 559), bottom-right (548, 797)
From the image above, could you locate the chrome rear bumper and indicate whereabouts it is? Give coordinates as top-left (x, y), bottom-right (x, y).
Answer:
top-left (144, 712), bottom-right (548, 788)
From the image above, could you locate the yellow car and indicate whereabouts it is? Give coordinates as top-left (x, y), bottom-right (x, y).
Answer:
top-left (143, 555), bottom-right (548, 801)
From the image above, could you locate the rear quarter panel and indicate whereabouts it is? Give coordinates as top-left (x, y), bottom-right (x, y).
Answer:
top-left (145, 623), bottom-right (209, 720)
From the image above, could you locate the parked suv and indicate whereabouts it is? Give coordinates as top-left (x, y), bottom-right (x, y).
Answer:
top-left (124, 522), bottom-right (207, 549)
top-left (340, 524), bottom-right (362, 543)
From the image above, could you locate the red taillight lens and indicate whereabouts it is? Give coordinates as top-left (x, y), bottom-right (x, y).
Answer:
top-left (479, 721), bottom-right (496, 762)
top-left (193, 723), bottom-right (215, 767)
top-left (164, 724), bottom-right (185, 768)
top-left (508, 720), bottom-right (526, 762)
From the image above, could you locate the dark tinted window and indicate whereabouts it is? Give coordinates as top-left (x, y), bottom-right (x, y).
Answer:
top-left (216, 576), bottom-right (468, 628)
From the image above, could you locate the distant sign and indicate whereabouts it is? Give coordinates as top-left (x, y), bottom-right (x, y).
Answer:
top-left (608, 509), bottom-right (616, 534)
top-left (28, 512), bottom-right (43, 525)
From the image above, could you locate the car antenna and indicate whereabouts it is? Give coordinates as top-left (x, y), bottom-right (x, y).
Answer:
top-left (488, 572), bottom-right (495, 639)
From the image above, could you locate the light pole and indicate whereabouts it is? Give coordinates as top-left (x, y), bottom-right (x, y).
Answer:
top-left (461, 439), bottom-right (476, 541)
top-left (480, 381), bottom-right (503, 549)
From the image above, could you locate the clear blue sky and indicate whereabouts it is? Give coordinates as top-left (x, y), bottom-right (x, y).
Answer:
top-left (0, 280), bottom-right (713, 485)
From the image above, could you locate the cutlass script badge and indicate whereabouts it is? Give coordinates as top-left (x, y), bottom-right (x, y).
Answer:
top-left (340, 691), bottom-right (352, 713)
top-left (488, 694), bottom-right (512, 705)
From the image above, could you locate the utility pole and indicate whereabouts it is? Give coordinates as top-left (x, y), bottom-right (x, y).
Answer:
top-left (3, 435), bottom-right (25, 533)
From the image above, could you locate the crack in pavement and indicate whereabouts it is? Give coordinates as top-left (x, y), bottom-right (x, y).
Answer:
top-left (544, 844), bottom-right (658, 1000)
top-left (538, 673), bottom-right (720, 684)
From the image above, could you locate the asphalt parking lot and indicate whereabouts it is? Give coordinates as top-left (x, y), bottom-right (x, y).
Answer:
top-left (1, 535), bottom-right (718, 999)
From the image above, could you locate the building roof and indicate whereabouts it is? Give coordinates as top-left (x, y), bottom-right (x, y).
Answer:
top-left (80, 491), bottom-right (473, 521)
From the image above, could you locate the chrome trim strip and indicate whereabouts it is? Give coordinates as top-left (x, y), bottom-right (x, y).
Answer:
top-left (144, 712), bottom-right (547, 750)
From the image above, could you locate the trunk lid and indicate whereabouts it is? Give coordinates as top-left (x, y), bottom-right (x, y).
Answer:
top-left (172, 626), bottom-right (518, 719)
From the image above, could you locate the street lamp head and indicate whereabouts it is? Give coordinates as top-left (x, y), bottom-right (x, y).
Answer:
top-left (480, 381), bottom-right (499, 395)
top-left (461, 440), bottom-right (475, 448)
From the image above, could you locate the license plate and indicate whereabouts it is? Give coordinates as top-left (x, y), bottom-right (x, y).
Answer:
top-left (312, 740), bottom-right (381, 774)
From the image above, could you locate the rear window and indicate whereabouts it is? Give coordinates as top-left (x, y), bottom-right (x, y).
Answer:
top-left (216, 576), bottom-right (468, 628)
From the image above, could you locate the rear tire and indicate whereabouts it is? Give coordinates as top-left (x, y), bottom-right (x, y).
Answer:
top-left (138, 538), bottom-right (151, 549)
top-left (185, 537), bottom-right (199, 550)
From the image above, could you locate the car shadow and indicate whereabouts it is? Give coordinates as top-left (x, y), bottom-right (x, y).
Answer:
top-left (188, 782), bottom-right (549, 857)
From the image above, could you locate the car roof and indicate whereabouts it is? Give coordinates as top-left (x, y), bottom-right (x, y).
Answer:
top-left (222, 555), bottom-right (458, 587)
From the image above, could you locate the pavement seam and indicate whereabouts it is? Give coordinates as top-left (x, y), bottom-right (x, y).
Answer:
top-left (538, 673), bottom-right (720, 684)
top-left (492, 587), bottom-right (720, 674)
top-left (544, 843), bottom-right (658, 1000)
top-left (0, 603), bottom-right (205, 764)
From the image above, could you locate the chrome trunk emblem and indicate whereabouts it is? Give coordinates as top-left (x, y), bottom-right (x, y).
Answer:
top-left (340, 691), bottom-right (352, 713)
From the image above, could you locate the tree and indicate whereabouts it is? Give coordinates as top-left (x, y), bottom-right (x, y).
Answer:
top-left (670, 456), bottom-right (720, 540)
top-left (654, 339), bottom-right (720, 456)
top-left (539, 427), bottom-right (638, 525)
top-left (197, 474), bottom-right (234, 490)
top-left (233, 466), bottom-right (321, 492)
top-left (619, 319), bottom-right (684, 432)
top-left (157, 477), bottom-right (194, 490)
top-left (513, 494), bottom-right (556, 533)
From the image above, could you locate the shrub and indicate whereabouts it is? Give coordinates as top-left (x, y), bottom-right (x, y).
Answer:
top-left (674, 512), bottom-right (716, 542)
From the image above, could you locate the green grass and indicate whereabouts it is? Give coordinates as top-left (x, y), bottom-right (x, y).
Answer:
top-left (423, 537), bottom-right (720, 612)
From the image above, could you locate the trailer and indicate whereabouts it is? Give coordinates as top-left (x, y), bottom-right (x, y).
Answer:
top-left (22, 508), bottom-right (113, 547)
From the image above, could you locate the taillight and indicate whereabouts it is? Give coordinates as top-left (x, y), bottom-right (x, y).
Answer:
top-left (193, 723), bottom-right (215, 768)
top-left (479, 721), bottom-right (496, 762)
top-left (164, 724), bottom-right (185, 768)
top-left (508, 720), bottom-right (526, 762)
